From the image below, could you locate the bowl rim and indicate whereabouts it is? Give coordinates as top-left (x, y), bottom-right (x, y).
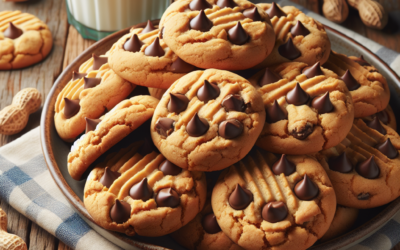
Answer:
top-left (40, 23), bottom-right (400, 250)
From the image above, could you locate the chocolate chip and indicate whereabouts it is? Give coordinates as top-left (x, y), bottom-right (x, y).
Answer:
top-left (202, 213), bottom-right (221, 234)
top-left (221, 94), bottom-right (245, 112)
top-left (367, 116), bottom-right (387, 135)
top-left (357, 193), bottom-right (370, 200)
top-left (217, 0), bottom-right (237, 8)
top-left (92, 54), bottom-right (108, 70)
top-left (328, 152), bottom-right (353, 173)
top-left (159, 27), bottom-right (165, 39)
top-left (156, 188), bottom-right (180, 208)
top-left (356, 156), bottom-right (380, 179)
top-left (376, 110), bottom-right (389, 125)
top-left (4, 22), bottom-right (23, 39)
top-left (352, 55), bottom-right (371, 67)
top-left (197, 80), bottom-right (220, 102)
top-left (189, 0), bottom-right (212, 11)
top-left (294, 174), bottom-right (319, 200)
top-left (278, 38), bottom-right (300, 60)
top-left (159, 159), bottom-right (182, 176)
top-left (272, 154), bottom-right (295, 176)
top-left (129, 178), bottom-right (153, 201)
top-left (340, 70), bottom-right (360, 91)
top-left (168, 93), bottom-right (189, 113)
top-left (83, 77), bottom-right (102, 89)
top-left (155, 118), bottom-right (175, 137)
top-left (311, 92), bottom-right (334, 114)
top-left (138, 137), bottom-right (158, 156)
top-left (190, 10), bottom-right (213, 32)
top-left (99, 167), bottom-right (121, 188)
top-left (219, 119), bottom-right (243, 139)
top-left (85, 117), bottom-right (101, 134)
top-left (63, 98), bottom-right (80, 118)
top-left (290, 21), bottom-right (310, 37)
top-left (262, 201), bottom-right (288, 223)
top-left (302, 62), bottom-right (324, 79)
top-left (265, 2), bottom-right (286, 18)
top-left (72, 71), bottom-right (87, 81)
top-left (124, 33), bottom-right (143, 52)
top-left (266, 100), bottom-right (287, 123)
top-left (144, 37), bottom-right (165, 57)
top-left (110, 200), bottom-right (131, 224)
top-left (228, 22), bottom-right (249, 45)
top-left (285, 82), bottom-right (309, 106)
top-left (169, 57), bottom-right (195, 73)
top-left (376, 139), bottom-right (399, 159)
top-left (243, 7), bottom-right (262, 22)
top-left (229, 184), bottom-right (253, 210)
top-left (142, 20), bottom-right (156, 34)
top-left (290, 123), bottom-right (313, 140)
top-left (258, 68), bottom-right (282, 87)
top-left (187, 113), bottom-right (209, 137)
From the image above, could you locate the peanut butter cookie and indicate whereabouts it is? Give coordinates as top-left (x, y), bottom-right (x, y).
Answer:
top-left (320, 205), bottom-right (358, 242)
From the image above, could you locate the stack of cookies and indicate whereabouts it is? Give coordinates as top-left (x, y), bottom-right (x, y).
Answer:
top-left (54, 1), bottom-right (398, 249)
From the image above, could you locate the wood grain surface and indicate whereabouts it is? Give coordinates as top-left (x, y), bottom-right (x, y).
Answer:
top-left (0, 0), bottom-right (399, 249)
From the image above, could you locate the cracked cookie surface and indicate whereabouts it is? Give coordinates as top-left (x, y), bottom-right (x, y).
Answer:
top-left (84, 140), bottom-right (207, 237)
top-left (212, 149), bottom-right (336, 250)
top-left (320, 205), bottom-right (358, 242)
top-left (68, 95), bottom-right (159, 180)
top-left (249, 62), bottom-right (354, 155)
top-left (0, 10), bottom-right (53, 69)
top-left (254, 4), bottom-right (331, 68)
top-left (315, 118), bottom-right (400, 208)
top-left (160, 0), bottom-right (275, 70)
top-left (150, 69), bottom-right (266, 172)
top-left (54, 53), bottom-right (135, 141)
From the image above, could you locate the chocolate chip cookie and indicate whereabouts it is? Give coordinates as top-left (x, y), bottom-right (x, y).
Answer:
top-left (249, 62), bottom-right (354, 155)
top-left (150, 69), bottom-right (266, 171)
top-left (212, 148), bottom-right (336, 250)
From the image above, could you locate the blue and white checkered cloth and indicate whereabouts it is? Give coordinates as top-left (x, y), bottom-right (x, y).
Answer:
top-left (1, 2), bottom-right (400, 249)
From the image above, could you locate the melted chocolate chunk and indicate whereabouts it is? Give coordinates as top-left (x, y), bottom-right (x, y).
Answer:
top-left (262, 201), bottom-right (288, 223)
top-left (63, 98), bottom-right (80, 118)
top-left (278, 38), bottom-right (300, 60)
top-left (92, 54), bottom-right (108, 70)
top-left (110, 200), bottom-right (131, 224)
top-left (357, 193), bottom-right (370, 200)
top-left (187, 113), bottom-right (209, 137)
top-left (124, 33), bottom-right (143, 52)
top-left (197, 80), bottom-right (220, 102)
top-left (129, 178), bottom-right (153, 201)
top-left (159, 27), bottom-right (165, 39)
top-left (290, 21), bottom-right (310, 37)
top-left (155, 117), bottom-right (175, 137)
top-left (190, 10), bottom-right (213, 32)
top-left (328, 152), bottom-right (353, 173)
top-left (202, 213), bottom-right (221, 234)
top-left (367, 116), bottom-right (387, 135)
top-left (356, 156), bottom-right (380, 179)
top-left (83, 77), bottom-right (102, 89)
top-left (219, 119), bottom-right (243, 139)
top-left (228, 22), bottom-right (249, 45)
top-left (159, 159), bottom-right (182, 176)
top-left (266, 100), bottom-right (287, 124)
top-left (229, 184), bottom-right (253, 210)
top-left (290, 123), bottom-right (313, 140)
top-left (142, 20), bottom-right (156, 34)
top-left (294, 174), bottom-right (319, 200)
top-left (340, 70), bottom-right (360, 91)
top-left (265, 2), bottom-right (286, 18)
top-left (221, 94), bottom-right (245, 112)
top-left (376, 139), bottom-right (399, 159)
top-left (168, 93), bottom-right (189, 113)
top-left (272, 154), bottom-right (295, 176)
top-left (156, 188), bottom-right (180, 208)
top-left (138, 137), bottom-right (158, 156)
top-left (258, 68), bottom-right (282, 87)
top-left (311, 92), bottom-right (334, 114)
top-left (4, 22), bottom-right (23, 39)
top-left (72, 71), bottom-right (87, 81)
top-left (352, 55), bottom-right (371, 67)
top-left (144, 37), bottom-right (165, 57)
top-left (376, 110), bottom-right (389, 125)
top-left (243, 7), bottom-right (262, 22)
top-left (217, 0), bottom-right (237, 8)
top-left (302, 62), bottom-right (324, 79)
top-left (189, 0), bottom-right (212, 11)
top-left (85, 117), bottom-right (101, 134)
top-left (169, 57), bottom-right (195, 73)
top-left (285, 82), bottom-right (309, 106)
top-left (99, 167), bottom-right (121, 188)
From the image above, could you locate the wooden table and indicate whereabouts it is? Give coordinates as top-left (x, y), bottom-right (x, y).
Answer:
top-left (0, 0), bottom-right (399, 249)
